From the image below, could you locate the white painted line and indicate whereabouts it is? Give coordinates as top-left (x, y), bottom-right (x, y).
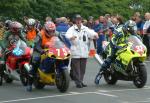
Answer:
top-left (94, 92), bottom-right (118, 98)
top-left (0, 93), bottom-right (74, 103)
top-left (98, 90), bottom-right (109, 92)
top-left (133, 100), bottom-right (150, 103)
top-left (98, 86), bottom-right (150, 92)
top-left (0, 91), bottom-right (119, 103)
top-left (69, 92), bottom-right (81, 94)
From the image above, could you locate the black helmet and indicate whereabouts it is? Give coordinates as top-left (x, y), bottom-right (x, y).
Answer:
top-left (5, 20), bottom-right (12, 29)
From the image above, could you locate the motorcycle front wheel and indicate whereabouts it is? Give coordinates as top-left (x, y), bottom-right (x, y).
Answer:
top-left (56, 68), bottom-right (70, 93)
top-left (4, 74), bottom-right (13, 83)
top-left (20, 68), bottom-right (28, 86)
top-left (133, 64), bottom-right (147, 88)
top-left (33, 71), bottom-right (45, 89)
top-left (0, 65), bottom-right (3, 86)
top-left (103, 68), bottom-right (118, 85)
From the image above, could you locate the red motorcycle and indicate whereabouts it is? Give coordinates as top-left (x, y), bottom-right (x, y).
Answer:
top-left (0, 46), bottom-right (4, 85)
top-left (2, 39), bottom-right (32, 86)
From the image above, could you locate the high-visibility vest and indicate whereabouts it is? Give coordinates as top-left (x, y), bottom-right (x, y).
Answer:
top-left (40, 29), bottom-right (52, 47)
top-left (26, 29), bottom-right (37, 41)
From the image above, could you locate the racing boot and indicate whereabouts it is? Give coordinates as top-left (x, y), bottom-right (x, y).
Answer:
top-left (94, 69), bottom-right (103, 85)
top-left (94, 58), bottom-right (111, 85)
top-left (26, 85), bottom-right (32, 92)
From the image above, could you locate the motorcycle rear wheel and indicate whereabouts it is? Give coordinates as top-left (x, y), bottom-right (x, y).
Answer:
top-left (133, 64), bottom-right (147, 88)
top-left (56, 68), bottom-right (70, 93)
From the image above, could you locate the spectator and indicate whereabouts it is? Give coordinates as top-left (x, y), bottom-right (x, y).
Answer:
top-left (143, 12), bottom-right (150, 59)
top-left (65, 14), bottom-right (98, 88)
top-left (82, 19), bottom-right (87, 26)
top-left (86, 16), bottom-right (94, 29)
top-left (93, 19), bottom-right (100, 48)
top-left (135, 16), bottom-right (145, 35)
top-left (45, 16), bottom-right (52, 23)
top-left (111, 15), bottom-right (124, 29)
top-left (56, 17), bottom-right (71, 48)
top-left (96, 16), bottom-right (106, 55)
top-left (103, 15), bottom-right (113, 41)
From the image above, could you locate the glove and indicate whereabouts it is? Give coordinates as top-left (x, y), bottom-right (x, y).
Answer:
top-left (40, 50), bottom-right (49, 54)
top-left (40, 50), bottom-right (45, 54)
top-left (114, 45), bottom-right (122, 50)
top-left (117, 46), bottom-right (122, 49)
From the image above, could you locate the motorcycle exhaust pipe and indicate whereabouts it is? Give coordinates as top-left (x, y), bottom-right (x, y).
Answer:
top-left (94, 54), bottom-right (104, 66)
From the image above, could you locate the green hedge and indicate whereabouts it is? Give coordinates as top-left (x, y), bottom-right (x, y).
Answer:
top-left (0, 0), bottom-right (149, 22)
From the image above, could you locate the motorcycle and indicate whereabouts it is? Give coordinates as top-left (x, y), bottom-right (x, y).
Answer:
top-left (0, 46), bottom-right (4, 85)
top-left (95, 35), bottom-right (147, 88)
top-left (32, 36), bottom-right (70, 93)
top-left (2, 39), bottom-right (32, 86)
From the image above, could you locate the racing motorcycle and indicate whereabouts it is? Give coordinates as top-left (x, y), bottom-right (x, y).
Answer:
top-left (95, 35), bottom-right (147, 88)
top-left (1, 39), bottom-right (32, 86)
top-left (32, 36), bottom-right (70, 93)
top-left (0, 46), bottom-right (4, 85)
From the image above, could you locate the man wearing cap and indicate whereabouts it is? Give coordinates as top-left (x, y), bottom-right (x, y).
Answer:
top-left (65, 14), bottom-right (98, 88)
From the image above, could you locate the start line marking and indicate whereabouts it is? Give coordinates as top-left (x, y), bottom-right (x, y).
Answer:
top-left (0, 92), bottom-right (118, 103)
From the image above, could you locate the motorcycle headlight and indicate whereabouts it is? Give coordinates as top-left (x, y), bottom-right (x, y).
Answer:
top-left (12, 48), bottom-right (24, 56)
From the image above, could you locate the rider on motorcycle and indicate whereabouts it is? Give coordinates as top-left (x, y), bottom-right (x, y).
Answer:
top-left (27, 21), bottom-right (58, 91)
top-left (24, 18), bottom-right (38, 47)
top-left (95, 20), bottom-right (139, 83)
top-left (1, 21), bottom-right (26, 60)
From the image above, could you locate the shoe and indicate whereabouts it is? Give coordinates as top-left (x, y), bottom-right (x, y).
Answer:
top-left (76, 84), bottom-right (83, 88)
top-left (81, 83), bottom-right (87, 87)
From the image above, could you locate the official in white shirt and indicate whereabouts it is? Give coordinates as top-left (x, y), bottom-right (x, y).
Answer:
top-left (65, 14), bottom-right (98, 88)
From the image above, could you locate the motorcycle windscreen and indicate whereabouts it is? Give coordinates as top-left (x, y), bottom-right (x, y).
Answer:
top-left (128, 35), bottom-right (147, 55)
top-left (12, 40), bottom-right (30, 56)
top-left (44, 36), bottom-right (70, 59)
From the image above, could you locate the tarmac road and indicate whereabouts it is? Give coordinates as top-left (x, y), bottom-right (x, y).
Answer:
top-left (0, 59), bottom-right (150, 103)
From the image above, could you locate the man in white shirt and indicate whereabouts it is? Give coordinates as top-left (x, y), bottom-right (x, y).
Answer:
top-left (143, 12), bottom-right (150, 59)
top-left (65, 14), bottom-right (98, 88)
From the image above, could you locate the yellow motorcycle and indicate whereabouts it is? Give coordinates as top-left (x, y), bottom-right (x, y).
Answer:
top-left (33, 36), bottom-right (71, 92)
top-left (95, 35), bottom-right (147, 88)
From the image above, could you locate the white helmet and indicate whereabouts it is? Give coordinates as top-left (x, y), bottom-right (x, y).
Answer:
top-left (27, 18), bottom-right (36, 26)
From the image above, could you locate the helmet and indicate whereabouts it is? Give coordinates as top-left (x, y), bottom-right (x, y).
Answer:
top-left (26, 18), bottom-right (36, 26)
top-left (44, 22), bottom-right (56, 37)
top-left (123, 20), bottom-right (136, 34)
top-left (9, 21), bottom-right (23, 33)
top-left (5, 20), bottom-right (12, 29)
